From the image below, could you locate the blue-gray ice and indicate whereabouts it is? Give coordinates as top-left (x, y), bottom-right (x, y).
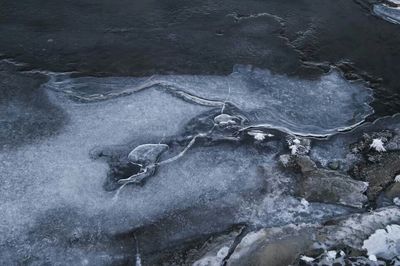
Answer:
top-left (46, 65), bottom-right (374, 136)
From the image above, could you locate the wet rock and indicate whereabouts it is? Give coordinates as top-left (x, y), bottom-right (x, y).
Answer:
top-left (293, 156), bottom-right (368, 208)
top-left (383, 182), bottom-right (400, 200)
top-left (347, 130), bottom-right (400, 201)
top-left (352, 151), bottom-right (400, 200)
top-left (227, 225), bottom-right (316, 266)
top-left (224, 207), bottom-right (400, 266)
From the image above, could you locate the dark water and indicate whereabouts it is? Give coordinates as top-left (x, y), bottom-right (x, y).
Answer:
top-left (1, 0), bottom-right (400, 265)
top-left (1, 0), bottom-right (399, 114)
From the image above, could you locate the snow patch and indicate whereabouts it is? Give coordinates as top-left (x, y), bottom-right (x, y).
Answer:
top-left (362, 224), bottom-right (400, 260)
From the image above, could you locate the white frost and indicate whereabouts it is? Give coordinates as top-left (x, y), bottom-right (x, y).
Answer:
top-left (300, 255), bottom-right (315, 262)
top-left (370, 138), bottom-right (386, 152)
top-left (247, 130), bottom-right (273, 141)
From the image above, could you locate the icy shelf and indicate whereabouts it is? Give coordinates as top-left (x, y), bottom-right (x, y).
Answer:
top-left (45, 65), bottom-right (374, 137)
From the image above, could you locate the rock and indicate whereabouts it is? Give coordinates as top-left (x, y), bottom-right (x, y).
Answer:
top-left (386, 133), bottom-right (400, 151)
top-left (353, 152), bottom-right (400, 200)
top-left (384, 182), bottom-right (400, 200)
top-left (227, 225), bottom-right (316, 266)
top-left (224, 207), bottom-right (400, 266)
top-left (294, 207), bottom-right (400, 265)
top-left (350, 131), bottom-right (392, 154)
top-left (294, 156), bottom-right (368, 208)
top-left (327, 160), bottom-right (340, 170)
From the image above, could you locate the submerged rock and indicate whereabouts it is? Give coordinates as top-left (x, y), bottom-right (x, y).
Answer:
top-left (127, 143), bottom-right (169, 166)
top-left (214, 114), bottom-right (241, 127)
top-left (118, 143), bottom-right (169, 185)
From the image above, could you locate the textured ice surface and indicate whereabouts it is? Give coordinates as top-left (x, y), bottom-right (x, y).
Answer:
top-left (46, 65), bottom-right (374, 136)
top-left (0, 64), bottom-right (374, 264)
top-left (0, 83), bottom-right (353, 264)
top-left (374, 4), bottom-right (400, 25)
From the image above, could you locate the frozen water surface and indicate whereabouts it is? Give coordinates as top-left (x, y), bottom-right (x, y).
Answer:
top-left (0, 64), bottom-right (374, 264)
top-left (47, 65), bottom-right (374, 136)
